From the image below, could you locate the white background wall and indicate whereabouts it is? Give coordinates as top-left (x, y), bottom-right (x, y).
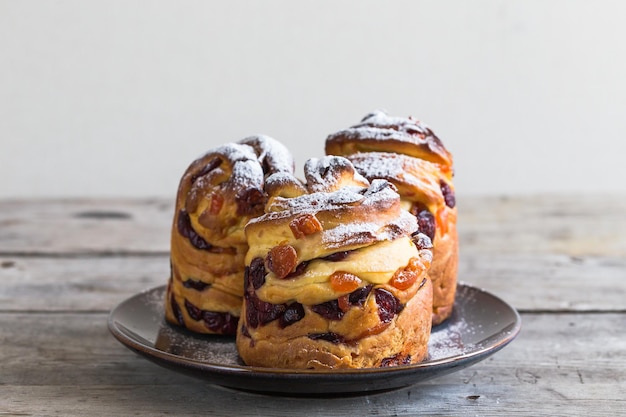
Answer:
top-left (1, 0), bottom-right (625, 198)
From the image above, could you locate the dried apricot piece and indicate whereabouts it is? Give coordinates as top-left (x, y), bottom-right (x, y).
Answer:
top-left (329, 271), bottom-right (362, 293)
top-left (289, 214), bottom-right (322, 239)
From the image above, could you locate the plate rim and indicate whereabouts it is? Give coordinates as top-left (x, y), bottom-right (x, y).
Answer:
top-left (108, 283), bottom-right (521, 382)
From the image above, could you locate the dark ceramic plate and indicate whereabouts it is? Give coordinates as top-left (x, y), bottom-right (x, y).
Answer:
top-left (108, 283), bottom-right (520, 395)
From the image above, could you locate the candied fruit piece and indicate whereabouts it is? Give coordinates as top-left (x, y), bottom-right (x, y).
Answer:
top-left (289, 214), bottom-right (323, 239)
top-left (266, 244), bottom-right (298, 279)
top-left (337, 295), bottom-right (351, 313)
top-left (329, 271), bottom-right (362, 293)
top-left (389, 259), bottom-right (421, 291)
top-left (209, 193), bottom-right (224, 215)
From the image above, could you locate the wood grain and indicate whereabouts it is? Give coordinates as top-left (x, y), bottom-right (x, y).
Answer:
top-left (0, 313), bottom-right (624, 416)
top-left (2, 195), bottom-right (625, 256)
top-left (1, 253), bottom-right (624, 312)
top-left (1, 196), bottom-right (625, 416)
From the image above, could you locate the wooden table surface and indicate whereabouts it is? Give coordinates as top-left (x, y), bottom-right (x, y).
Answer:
top-left (1, 195), bottom-right (625, 416)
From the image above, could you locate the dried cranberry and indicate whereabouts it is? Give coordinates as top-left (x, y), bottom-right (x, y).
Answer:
top-left (348, 284), bottom-right (373, 307)
top-left (247, 257), bottom-right (267, 290)
top-left (380, 354), bottom-right (412, 367)
top-left (184, 299), bottom-right (203, 321)
top-left (259, 303), bottom-right (286, 325)
top-left (203, 311), bottom-right (238, 334)
top-left (440, 180), bottom-right (456, 208)
top-left (311, 299), bottom-right (344, 320)
top-left (279, 303), bottom-right (305, 328)
top-left (182, 279), bottom-right (211, 291)
top-left (177, 209), bottom-right (215, 251)
top-left (308, 332), bottom-right (345, 344)
top-left (240, 324), bottom-right (251, 338)
top-left (411, 232), bottom-right (433, 250)
top-left (322, 251), bottom-right (351, 262)
top-left (411, 204), bottom-right (435, 241)
top-left (285, 260), bottom-right (310, 278)
top-left (236, 188), bottom-right (267, 216)
top-left (375, 288), bottom-right (403, 323)
top-left (169, 294), bottom-right (185, 327)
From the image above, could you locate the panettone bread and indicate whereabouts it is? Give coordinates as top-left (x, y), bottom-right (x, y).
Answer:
top-left (236, 157), bottom-right (433, 369)
top-left (325, 111), bottom-right (457, 325)
top-left (165, 135), bottom-right (297, 334)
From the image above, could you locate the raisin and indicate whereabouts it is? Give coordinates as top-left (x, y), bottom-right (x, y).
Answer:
top-left (279, 303), bottom-right (305, 328)
top-left (285, 260), bottom-right (310, 278)
top-left (375, 288), bottom-right (403, 323)
top-left (240, 324), bottom-right (251, 338)
top-left (236, 188), bottom-right (267, 216)
top-left (177, 209), bottom-right (215, 251)
top-left (182, 279), bottom-right (211, 291)
top-left (348, 284), bottom-right (373, 307)
top-left (311, 299), bottom-right (344, 320)
top-left (411, 204), bottom-right (436, 241)
top-left (203, 311), bottom-right (238, 334)
top-left (322, 251), bottom-right (351, 262)
top-left (248, 257), bottom-right (267, 290)
top-left (169, 294), bottom-right (185, 327)
top-left (411, 232), bottom-right (433, 250)
top-left (380, 354), bottom-right (412, 367)
top-left (308, 332), bottom-right (345, 344)
top-left (440, 180), bottom-right (456, 208)
top-left (184, 299), bottom-right (203, 321)
top-left (266, 244), bottom-right (298, 279)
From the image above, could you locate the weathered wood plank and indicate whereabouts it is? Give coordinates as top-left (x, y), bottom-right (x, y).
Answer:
top-left (0, 198), bottom-right (174, 254)
top-left (458, 194), bottom-right (626, 257)
top-left (2, 253), bottom-right (624, 312)
top-left (0, 313), bottom-right (624, 416)
top-left (0, 256), bottom-right (169, 311)
top-left (1, 195), bottom-right (625, 256)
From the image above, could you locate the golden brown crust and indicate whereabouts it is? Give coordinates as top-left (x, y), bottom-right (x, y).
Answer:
top-left (325, 113), bottom-right (458, 325)
top-left (165, 136), bottom-right (295, 334)
top-left (237, 158), bottom-right (433, 368)
top-left (325, 110), bottom-right (453, 167)
top-left (236, 260), bottom-right (433, 369)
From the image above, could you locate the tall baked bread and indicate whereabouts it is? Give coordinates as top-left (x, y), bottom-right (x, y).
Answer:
top-left (325, 111), bottom-right (457, 325)
top-left (236, 156), bottom-right (433, 369)
top-left (165, 135), bottom-right (299, 334)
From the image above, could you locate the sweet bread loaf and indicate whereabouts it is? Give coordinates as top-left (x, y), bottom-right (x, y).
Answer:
top-left (165, 135), bottom-right (297, 334)
top-left (325, 111), bottom-right (457, 325)
top-left (236, 156), bottom-right (433, 369)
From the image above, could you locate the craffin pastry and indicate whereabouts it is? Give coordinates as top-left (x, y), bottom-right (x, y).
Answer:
top-left (165, 135), bottom-right (298, 334)
top-left (326, 111), bottom-right (458, 325)
top-left (236, 156), bottom-right (433, 369)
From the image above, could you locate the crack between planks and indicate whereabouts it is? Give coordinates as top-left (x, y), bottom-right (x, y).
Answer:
top-left (0, 251), bottom-right (169, 259)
